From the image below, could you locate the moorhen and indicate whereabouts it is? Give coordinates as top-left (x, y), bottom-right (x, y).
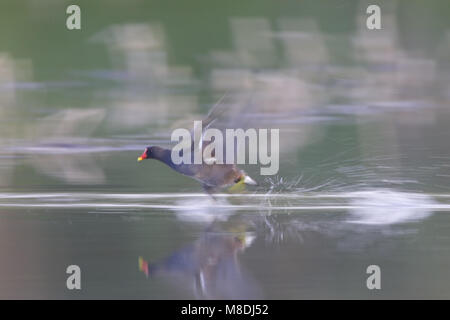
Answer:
top-left (137, 99), bottom-right (257, 194)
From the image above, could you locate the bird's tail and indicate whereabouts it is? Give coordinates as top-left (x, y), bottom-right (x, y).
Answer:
top-left (243, 175), bottom-right (257, 185)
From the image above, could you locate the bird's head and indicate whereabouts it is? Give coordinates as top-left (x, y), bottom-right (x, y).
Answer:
top-left (137, 146), bottom-right (156, 162)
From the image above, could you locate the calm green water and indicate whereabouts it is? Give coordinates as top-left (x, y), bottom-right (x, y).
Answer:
top-left (1, 0), bottom-right (450, 299)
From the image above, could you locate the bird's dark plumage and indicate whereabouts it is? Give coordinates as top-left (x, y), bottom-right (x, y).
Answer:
top-left (139, 146), bottom-right (254, 194)
top-left (137, 96), bottom-right (257, 194)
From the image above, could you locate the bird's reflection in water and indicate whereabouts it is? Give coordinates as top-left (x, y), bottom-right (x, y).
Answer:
top-left (139, 221), bottom-right (261, 299)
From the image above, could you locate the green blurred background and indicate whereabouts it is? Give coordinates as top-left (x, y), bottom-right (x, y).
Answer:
top-left (0, 0), bottom-right (449, 299)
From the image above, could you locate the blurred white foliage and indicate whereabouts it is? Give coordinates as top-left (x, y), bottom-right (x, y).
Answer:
top-left (30, 109), bottom-right (106, 184)
top-left (90, 23), bottom-right (197, 129)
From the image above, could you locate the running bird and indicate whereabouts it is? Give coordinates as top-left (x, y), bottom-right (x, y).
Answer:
top-left (137, 96), bottom-right (257, 194)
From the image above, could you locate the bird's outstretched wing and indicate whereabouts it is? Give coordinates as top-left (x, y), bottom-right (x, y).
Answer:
top-left (202, 92), bottom-right (229, 130)
top-left (196, 92), bottom-right (257, 162)
top-left (195, 93), bottom-right (229, 153)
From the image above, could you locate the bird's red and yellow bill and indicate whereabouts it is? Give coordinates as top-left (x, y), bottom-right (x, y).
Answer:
top-left (137, 151), bottom-right (147, 162)
top-left (138, 256), bottom-right (149, 278)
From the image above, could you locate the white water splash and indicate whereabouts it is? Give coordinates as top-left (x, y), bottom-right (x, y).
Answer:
top-left (347, 190), bottom-right (436, 225)
top-left (0, 192), bottom-right (448, 216)
top-left (172, 198), bottom-right (235, 223)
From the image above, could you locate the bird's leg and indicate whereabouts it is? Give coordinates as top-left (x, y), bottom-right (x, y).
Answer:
top-left (202, 184), bottom-right (218, 200)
